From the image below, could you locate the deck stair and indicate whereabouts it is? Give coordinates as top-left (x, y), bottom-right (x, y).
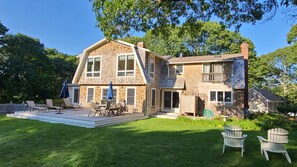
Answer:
top-left (151, 111), bottom-right (179, 119)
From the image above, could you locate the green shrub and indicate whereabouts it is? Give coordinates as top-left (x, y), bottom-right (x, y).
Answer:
top-left (277, 104), bottom-right (297, 115)
top-left (177, 113), bottom-right (297, 131)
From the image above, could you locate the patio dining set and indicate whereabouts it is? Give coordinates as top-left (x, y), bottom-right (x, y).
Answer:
top-left (88, 100), bottom-right (128, 117)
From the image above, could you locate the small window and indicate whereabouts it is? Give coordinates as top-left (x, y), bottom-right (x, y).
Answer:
top-left (149, 57), bottom-right (155, 78)
top-left (225, 92), bottom-right (232, 102)
top-left (86, 57), bottom-right (101, 77)
top-left (87, 87), bottom-right (95, 103)
top-left (175, 65), bottom-right (183, 75)
top-left (102, 88), bottom-right (117, 104)
top-left (217, 91), bottom-right (224, 102)
top-left (152, 89), bottom-right (156, 107)
top-left (210, 91), bottom-right (216, 101)
top-left (127, 88), bottom-right (135, 105)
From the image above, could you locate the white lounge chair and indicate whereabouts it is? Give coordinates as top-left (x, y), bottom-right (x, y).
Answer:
top-left (26, 100), bottom-right (47, 112)
top-left (46, 99), bottom-right (62, 113)
top-left (221, 125), bottom-right (247, 157)
top-left (257, 128), bottom-right (291, 163)
top-left (63, 98), bottom-right (79, 109)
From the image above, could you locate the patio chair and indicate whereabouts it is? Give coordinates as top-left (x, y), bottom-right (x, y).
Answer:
top-left (63, 98), bottom-right (80, 109)
top-left (257, 128), bottom-right (291, 163)
top-left (118, 99), bottom-right (128, 115)
top-left (26, 100), bottom-right (47, 112)
top-left (221, 125), bottom-right (247, 157)
top-left (46, 99), bottom-right (62, 113)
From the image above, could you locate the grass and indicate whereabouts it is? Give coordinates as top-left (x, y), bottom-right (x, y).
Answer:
top-left (0, 114), bottom-right (296, 167)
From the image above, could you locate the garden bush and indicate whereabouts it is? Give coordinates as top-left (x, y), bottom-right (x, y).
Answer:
top-left (177, 113), bottom-right (297, 131)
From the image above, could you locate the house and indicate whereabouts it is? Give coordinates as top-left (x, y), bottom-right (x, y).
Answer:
top-left (69, 38), bottom-right (249, 118)
top-left (249, 88), bottom-right (283, 113)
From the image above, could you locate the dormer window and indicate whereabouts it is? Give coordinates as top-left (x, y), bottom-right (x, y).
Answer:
top-left (117, 54), bottom-right (135, 77)
top-left (175, 65), bottom-right (183, 75)
top-left (149, 57), bottom-right (155, 78)
top-left (86, 56), bottom-right (101, 77)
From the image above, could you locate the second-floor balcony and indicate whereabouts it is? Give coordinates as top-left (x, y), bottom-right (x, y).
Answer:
top-left (202, 73), bottom-right (226, 82)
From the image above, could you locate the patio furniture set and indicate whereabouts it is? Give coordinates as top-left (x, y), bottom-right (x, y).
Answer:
top-left (88, 99), bottom-right (128, 117)
top-left (222, 125), bottom-right (291, 163)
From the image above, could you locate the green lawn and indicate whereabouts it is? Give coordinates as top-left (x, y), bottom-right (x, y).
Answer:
top-left (0, 114), bottom-right (296, 167)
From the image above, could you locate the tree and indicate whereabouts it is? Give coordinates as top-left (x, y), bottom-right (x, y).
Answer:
top-left (46, 48), bottom-right (78, 98)
top-left (91, 0), bottom-right (297, 39)
top-left (251, 23), bottom-right (297, 104)
top-left (0, 33), bottom-right (52, 102)
top-left (287, 24), bottom-right (297, 44)
top-left (142, 22), bottom-right (256, 57)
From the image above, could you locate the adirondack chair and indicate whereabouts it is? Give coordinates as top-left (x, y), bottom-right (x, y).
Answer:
top-left (257, 128), bottom-right (291, 163)
top-left (221, 125), bottom-right (248, 157)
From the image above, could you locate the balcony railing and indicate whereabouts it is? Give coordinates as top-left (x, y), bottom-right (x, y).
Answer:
top-left (202, 73), bottom-right (226, 82)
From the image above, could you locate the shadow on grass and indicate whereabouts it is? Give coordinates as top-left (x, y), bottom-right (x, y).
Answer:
top-left (0, 115), bottom-right (296, 167)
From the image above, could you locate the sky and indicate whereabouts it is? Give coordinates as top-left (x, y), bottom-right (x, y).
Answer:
top-left (0, 0), bottom-right (295, 56)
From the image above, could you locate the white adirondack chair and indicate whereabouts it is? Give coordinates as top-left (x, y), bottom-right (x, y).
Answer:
top-left (221, 125), bottom-right (248, 157)
top-left (257, 128), bottom-right (291, 163)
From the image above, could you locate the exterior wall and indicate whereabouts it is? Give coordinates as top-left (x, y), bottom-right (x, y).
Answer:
top-left (78, 41), bottom-right (145, 85)
top-left (79, 85), bottom-right (146, 113)
top-left (165, 62), bottom-right (244, 117)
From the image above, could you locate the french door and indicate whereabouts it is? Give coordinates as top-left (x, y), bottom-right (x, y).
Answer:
top-left (163, 90), bottom-right (180, 112)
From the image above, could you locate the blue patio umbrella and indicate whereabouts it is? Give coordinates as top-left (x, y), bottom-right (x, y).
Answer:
top-left (59, 79), bottom-right (69, 98)
top-left (107, 81), bottom-right (113, 101)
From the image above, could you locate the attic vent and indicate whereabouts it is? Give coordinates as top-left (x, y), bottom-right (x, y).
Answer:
top-left (214, 54), bottom-right (221, 58)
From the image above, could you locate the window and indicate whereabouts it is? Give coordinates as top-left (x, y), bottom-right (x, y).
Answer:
top-left (87, 87), bottom-right (95, 103)
top-left (203, 63), bottom-right (224, 82)
top-left (149, 57), bottom-right (155, 78)
top-left (210, 91), bottom-right (232, 103)
top-left (86, 57), bottom-right (101, 77)
top-left (175, 65), bottom-right (183, 75)
top-left (117, 54), bottom-right (135, 77)
top-left (152, 89), bottom-right (156, 107)
top-left (102, 88), bottom-right (117, 104)
top-left (203, 63), bottom-right (223, 73)
top-left (126, 88), bottom-right (135, 105)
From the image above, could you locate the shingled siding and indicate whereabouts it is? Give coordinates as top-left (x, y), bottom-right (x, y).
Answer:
top-left (175, 62), bottom-right (243, 116)
top-left (78, 41), bottom-right (145, 85)
top-left (79, 85), bottom-right (146, 113)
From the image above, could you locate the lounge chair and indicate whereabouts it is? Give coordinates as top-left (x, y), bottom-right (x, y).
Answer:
top-left (257, 128), bottom-right (291, 163)
top-left (221, 125), bottom-right (247, 157)
top-left (46, 99), bottom-right (62, 113)
top-left (26, 101), bottom-right (47, 112)
top-left (63, 98), bottom-right (79, 109)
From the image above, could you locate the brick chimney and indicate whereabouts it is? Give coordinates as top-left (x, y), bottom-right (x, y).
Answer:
top-left (240, 42), bottom-right (249, 111)
top-left (137, 42), bottom-right (145, 48)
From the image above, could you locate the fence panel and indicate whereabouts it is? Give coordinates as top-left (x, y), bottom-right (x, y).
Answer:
top-left (0, 103), bottom-right (27, 113)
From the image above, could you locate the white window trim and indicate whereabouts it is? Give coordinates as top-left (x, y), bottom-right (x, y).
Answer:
top-left (149, 56), bottom-right (155, 79)
top-left (209, 90), bottom-right (233, 104)
top-left (175, 64), bottom-right (184, 75)
top-left (116, 53), bottom-right (136, 78)
top-left (86, 86), bottom-right (96, 103)
top-left (126, 87), bottom-right (136, 107)
top-left (85, 55), bottom-right (102, 78)
top-left (101, 86), bottom-right (119, 104)
top-left (151, 88), bottom-right (156, 107)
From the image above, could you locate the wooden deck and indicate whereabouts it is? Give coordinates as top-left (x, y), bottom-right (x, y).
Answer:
top-left (7, 109), bottom-right (148, 128)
